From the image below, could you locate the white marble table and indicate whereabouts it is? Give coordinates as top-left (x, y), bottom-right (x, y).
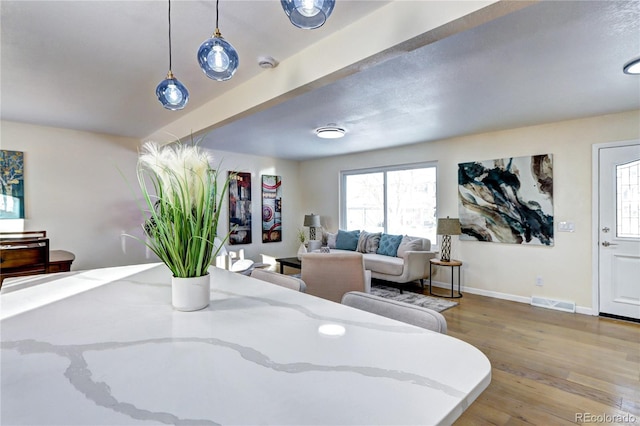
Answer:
top-left (1, 263), bottom-right (491, 425)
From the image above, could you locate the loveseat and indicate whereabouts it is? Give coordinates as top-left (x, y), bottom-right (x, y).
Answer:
top-left (322, 230), bottom-right (436, 288)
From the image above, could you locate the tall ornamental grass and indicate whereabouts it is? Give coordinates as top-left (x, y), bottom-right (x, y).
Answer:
top-left (137, 141), bottom-right (231, 278)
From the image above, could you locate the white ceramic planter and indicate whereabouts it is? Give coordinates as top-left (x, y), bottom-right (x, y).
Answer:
top-left (171, 274), bottom-right (211, 311)
top-left (297, 243), bottom-right (307, 260)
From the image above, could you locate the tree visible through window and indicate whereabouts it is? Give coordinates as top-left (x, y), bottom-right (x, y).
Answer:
top-left (341, 164), bottom-right (437, 243)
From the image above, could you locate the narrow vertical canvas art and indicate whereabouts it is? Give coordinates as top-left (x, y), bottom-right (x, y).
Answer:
top-left (458, 154), bottom-right (554, 246)
top-left (262, 175), bottom-right (282, 243)
top-left (0, 150), bottom-right (25, 219)
top-left (229, 172), bottom-right (252, 245)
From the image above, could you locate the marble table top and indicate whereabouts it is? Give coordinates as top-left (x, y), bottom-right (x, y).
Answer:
top-left (1, 263), bottom-right (491, 425)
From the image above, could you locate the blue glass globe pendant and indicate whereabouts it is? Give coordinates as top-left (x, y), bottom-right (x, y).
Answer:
top-left (281, 0), bottom-right (335, 29)
top-left (197, 28), bottom-right (239, 81)
top-left (156, 71), bottom-right (189, 110)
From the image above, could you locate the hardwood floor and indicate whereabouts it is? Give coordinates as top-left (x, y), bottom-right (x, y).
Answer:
top-left (430, 291), bottom-right (640, 425)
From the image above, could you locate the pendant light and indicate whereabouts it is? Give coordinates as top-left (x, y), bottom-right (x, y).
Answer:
top-left (156, 0), bottom-right (189, 110)
top-left (281, 0), bottom-right (335, 30)
top-left (197, 0), bottom-right (239, 81)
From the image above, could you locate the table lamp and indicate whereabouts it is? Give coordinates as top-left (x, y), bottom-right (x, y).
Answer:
top-left (437, 217), bottom-right (461, 262)
top-left (304, 214), bottom-right (321, 241)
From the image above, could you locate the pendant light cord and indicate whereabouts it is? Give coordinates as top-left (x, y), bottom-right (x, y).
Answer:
top-left (215, 0), bottom-right (219, 29)
top-left (168, 0), bottom-right (173, 72)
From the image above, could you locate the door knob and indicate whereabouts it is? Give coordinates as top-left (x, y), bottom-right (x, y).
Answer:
top-left (601, 241), bottom-right (618, 247)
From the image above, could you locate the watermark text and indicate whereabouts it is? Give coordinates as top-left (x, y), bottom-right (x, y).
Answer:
top-left (576, 413), bottom-right (637, 424)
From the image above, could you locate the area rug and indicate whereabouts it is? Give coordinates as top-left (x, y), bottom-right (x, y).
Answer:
top-left (370, 285), bottom-right (458, 313)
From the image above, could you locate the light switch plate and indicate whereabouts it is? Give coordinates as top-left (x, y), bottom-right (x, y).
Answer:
top-left (558, 221), bottom-right (575, 232)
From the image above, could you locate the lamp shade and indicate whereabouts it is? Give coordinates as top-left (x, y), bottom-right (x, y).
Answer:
top-left (304, 214), bottom-right (321, 227)
top-left (437, 217), bottom-right (461, 236)
top-left (280, 0), bottom-right (335, 29)
top-left (156, 0), bottom-right (188, 111)
top-left (156, 73), bottom-right (189, 110)
top-left (197, 31), bottom-right (239, 81)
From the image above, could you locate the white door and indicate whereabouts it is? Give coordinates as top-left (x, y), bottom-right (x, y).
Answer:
top-left (598, 143), bottom-right (640, 320)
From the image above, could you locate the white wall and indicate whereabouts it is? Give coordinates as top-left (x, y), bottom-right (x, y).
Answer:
top-left (1, 120), bottom-right (149, 270)
top-left (299, 110), bottom-right (640, 311)
top-left (186, 149), bottom-right (302, 262)
top-left (5, 110), bottom-right (638, 310)
top-left (1, 121), bottom-right (302, 271)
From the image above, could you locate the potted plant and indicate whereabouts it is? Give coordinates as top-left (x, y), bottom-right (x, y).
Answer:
top-left (136, 140), bottom-right (231, 311)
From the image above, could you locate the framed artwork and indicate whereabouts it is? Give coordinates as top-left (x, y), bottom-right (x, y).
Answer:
top-left (1, 150), bottom-right (25, 219)
top-left (262, 175), bottom-right (282, 243)
top-left (458, 154), bottom-right (554, 246)
top-left (228, 171), bottom-right (252, 245)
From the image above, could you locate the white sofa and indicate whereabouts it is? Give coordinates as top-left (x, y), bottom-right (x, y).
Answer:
top-left (323, 231), bottom-right (436, 288)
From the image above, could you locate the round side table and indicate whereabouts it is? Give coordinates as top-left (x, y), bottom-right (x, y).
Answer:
top-left (429, 259), bottom-right (463, 298)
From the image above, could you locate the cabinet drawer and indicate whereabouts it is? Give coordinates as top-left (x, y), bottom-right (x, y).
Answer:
top-left (0, 246), bottom-right (47, 268)
top-left (48, 262), bottom-right (72, 273)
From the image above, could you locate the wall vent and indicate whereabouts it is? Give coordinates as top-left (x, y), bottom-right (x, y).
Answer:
top-left (531, 296), bottom-right (576, 313)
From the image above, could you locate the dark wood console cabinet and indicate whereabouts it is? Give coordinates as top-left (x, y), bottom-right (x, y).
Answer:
top-left (0, 231), bottom-right (75, 287)
top-left (48, 250), bottom-right (75, 273)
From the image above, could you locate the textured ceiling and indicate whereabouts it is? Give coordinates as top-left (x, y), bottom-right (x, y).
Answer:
top-left (197, 0), bottom-right (640, 160)
top-left (0, 0), bottom-right (390, 138)
top-left (2, 1), bottom-right (639, 160)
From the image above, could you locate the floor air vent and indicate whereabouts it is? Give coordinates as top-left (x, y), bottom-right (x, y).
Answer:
top-left (531, 296), bottom-right (576, 313)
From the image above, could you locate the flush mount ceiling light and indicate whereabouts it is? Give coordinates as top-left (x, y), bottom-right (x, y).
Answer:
top-left (197, 0), bottom-right (239, 81)
top-left (623, 57), bottom-right (640, 75)
top-left (316, 124), bottom-right (345, 139)
top-left (281, 0), bottom-right (335, 30)
top-left (156, 0), bottom-right (189, 110)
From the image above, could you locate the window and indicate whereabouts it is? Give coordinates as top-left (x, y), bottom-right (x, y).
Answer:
top-left (340, 163), bottom-right (437, 243)
top-left (617, 159), bottom-right (640, 238)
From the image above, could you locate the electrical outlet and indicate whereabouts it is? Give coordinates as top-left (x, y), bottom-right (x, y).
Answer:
top-left (535, 276), bottom-right (544, 286)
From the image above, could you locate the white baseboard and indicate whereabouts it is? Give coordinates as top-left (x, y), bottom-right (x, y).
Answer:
top-left (575, 305), bottom-right (597, 316)
top-left (428, 280), bottom-right (596, 316)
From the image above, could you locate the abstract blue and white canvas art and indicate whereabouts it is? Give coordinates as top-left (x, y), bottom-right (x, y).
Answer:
top-left (458, 154), bottom-right (554, 246)
top-left (0, 150), bottom-right (25, 219)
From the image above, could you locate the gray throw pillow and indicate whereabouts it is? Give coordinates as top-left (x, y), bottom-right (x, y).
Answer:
top-left (396, 236), bottom-right (424, 258)
top-left (356, 231), bottom-right (382, 253)
top-left (326, 232), bottom-right (338, 249)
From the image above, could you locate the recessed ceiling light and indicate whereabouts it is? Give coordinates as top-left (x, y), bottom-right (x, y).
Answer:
top-left (623, 57), bottom-right (640, 75)
top-left (316, 124), bottom-right (345, 139)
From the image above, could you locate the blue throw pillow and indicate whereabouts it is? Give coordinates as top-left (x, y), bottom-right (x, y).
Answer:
top-left (336, 230), bottom-right (360, 251)
top-left (377, 233), bottom-right (403, 256)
